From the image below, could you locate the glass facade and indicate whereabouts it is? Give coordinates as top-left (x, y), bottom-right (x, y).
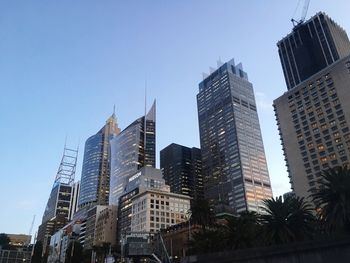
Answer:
top-left (42, 183), bottom-right (73, 223)
top-left (109, 101), bottom-right (156, 205)
top-left (78, 113), bottom-right (120, 208)
top-left (197, 59), bottom-right (272, 213)
top-left (160, 143), bottom-right (203, 201)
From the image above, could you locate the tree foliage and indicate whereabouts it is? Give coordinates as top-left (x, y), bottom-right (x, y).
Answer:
top-left (188, 227), bottom-right (226, 255)
top-left (191, 198), bottom-right (214, 230)
top-left (224, 211), bottom-right (261, 249)
top-left (65, 241), bottom-right (83, 263)
top-left (31, 241), bottom-right (43, 263)
top-left (188, 166), bottom-right (350, 255)
top-left (260, 196), bottom-right (315, 245)
top-left (0, 233), bottom-right (11, 250)
top-left (311, 166), bottom-right (350, 234)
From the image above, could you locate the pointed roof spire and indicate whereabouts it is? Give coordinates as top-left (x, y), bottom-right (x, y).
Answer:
top-left (146, 99), bottom-right (156, 122)
top-left (106, 105), bottom-right (117, 124)
top-left (104, 105), bottom-right (120, 135)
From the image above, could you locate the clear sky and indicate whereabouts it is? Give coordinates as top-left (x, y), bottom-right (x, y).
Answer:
top-left (1, 0), bottom-right (349, 236)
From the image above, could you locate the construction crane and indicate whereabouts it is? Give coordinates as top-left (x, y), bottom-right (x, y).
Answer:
top-left (291, 0), bottom-right (311, 27)
top-left (28, 215), bottom-right (36, 245)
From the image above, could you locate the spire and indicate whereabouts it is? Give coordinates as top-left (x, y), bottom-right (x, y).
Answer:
top-left (104, 105), bottom-right (121, 135)
top-left (106, 105), bottom-right (117, 123)
top-left (146, 99), bottom-right (156, 122)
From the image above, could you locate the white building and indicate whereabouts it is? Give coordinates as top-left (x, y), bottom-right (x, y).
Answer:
top-left (131, 190), bottom-right (191, 233)
top-left (118, 167), bottom-right (191, 236)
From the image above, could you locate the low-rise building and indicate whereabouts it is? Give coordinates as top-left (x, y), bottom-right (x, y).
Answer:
top-left (118, 167), bottom-right (191, 242)
top-left (94, 206), bottom-right (118, 248)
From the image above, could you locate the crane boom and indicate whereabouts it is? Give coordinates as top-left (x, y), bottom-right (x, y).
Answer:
top-left (28, 215), bottom-right (36, 244)
top-left (300, 0), bottom-right (310, 22)
top-left (291, 0), bottom-right (311, 27)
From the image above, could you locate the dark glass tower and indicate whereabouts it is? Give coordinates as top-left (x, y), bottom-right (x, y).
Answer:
top-left (278, 12), bottom-right (350, 90)
top-left (109, 101), bottom-right (156, 205)
top-left (160, 143), bottom-right (203, 201)
top-left (197, 59), bottom-right (272, 214)
top-left (78, 112), bottom-right (120, 209)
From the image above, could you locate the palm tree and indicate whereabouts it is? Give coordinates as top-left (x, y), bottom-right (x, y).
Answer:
top-left (224, 211), bottom-right (260, 249)
top-left (260, 196), bottom-right (315, 245)
top-left (190, 198), bottom-right (214, 230)
top-left (311, 166), bottom-right (350, 234)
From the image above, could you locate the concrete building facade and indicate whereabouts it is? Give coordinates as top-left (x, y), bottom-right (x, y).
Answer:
top-left (274, 55), bottom-right (350, 198)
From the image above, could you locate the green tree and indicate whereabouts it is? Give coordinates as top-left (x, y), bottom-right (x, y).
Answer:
top-left (188, 227), bottom-right (226, 255)
top-left (224, 211), bottom-right (261, 249)
top-left (311, 166), bottom-right (350, 234)
top-left (0, 233), bottom-right (11, 250)
top-left (191, 198), bottom-right (214, 230)
top-left (31, 241), bottom-right (43, 263)
top-left (65, 241), bottom-right (83, 263)
top-left (260, 196), bottom-right (315, 245)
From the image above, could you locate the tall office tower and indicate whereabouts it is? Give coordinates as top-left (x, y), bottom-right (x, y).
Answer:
top-left (160, 143), bottom-right (203, 201)
top-left (37, 146), bottom-right (78, 249)
top-left (78, 112), bottom-right (121, 209)
top-left (197, 59), bottom-right (272, 214)
top-left (109, 101), bottom-right (156, 205)
top-left (278, 12), bottom-right (350, 90)
top-left (274, 13), bottom-right (350, 198)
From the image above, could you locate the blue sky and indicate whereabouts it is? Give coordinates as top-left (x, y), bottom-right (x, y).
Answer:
top-left (1, 0), bottom-right (349, 236)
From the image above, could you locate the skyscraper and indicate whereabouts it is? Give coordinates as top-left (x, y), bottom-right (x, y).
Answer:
top-left (78, 111), bottom-right (121, 209)
top-left (160, 143), bottom-right (203, 201)
top-left (109, 101), bottom-right (156, 205)
top-left (197, 59), bottom-right (272, 214)
top-left (278, 12), bottom-right (350, 90)
top-left (274, 13), bottom-right (350, 198)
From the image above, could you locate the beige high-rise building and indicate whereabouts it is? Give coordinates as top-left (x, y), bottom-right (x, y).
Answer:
top-left (274, 13), bottom-right (350, 199)
top-left (275, 57), bottom-right (350, 198)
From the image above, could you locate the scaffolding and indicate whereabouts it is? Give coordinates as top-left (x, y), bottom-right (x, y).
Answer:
top-left (54, 145), bottom-right (78, 186)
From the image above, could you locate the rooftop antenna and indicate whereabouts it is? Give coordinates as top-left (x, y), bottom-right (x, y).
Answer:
top-left (291, 0), bottom-right (310, 27)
